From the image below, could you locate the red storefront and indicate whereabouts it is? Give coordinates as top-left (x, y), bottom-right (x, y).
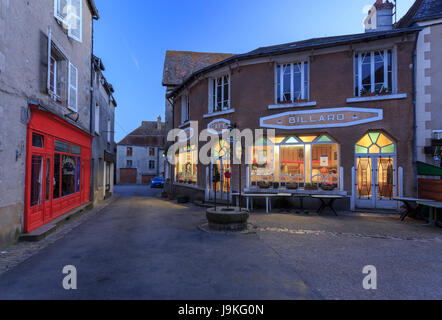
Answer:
top-left (24, 105), bottom-right (92, 233)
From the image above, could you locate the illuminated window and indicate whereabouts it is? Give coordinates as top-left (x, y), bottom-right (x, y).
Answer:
top-left (175, 144), bottom-right (198, 185)
top-left (356, 132), bottom-right (395, 154)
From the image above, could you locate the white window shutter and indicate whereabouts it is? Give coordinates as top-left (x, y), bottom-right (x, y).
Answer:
top-left (68, 0), bottom-right (82, 42)
top-left (68, 62), bottom-right (78, 111)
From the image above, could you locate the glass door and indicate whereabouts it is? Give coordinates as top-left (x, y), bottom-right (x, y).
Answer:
top-left (356, 155), bottom-right (396, 209)
top-left (43, 156), bottom-right (52, 222)
top-left (209, 159), bottom-right (231, 201)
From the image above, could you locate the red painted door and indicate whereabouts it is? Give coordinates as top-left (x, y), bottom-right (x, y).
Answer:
top-left (28, 153), bottom-right (45, 229)
top-left (43, 156), bottom-right (53, 222)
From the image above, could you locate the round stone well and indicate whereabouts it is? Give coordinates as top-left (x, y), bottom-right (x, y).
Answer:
top-left (206, 207), bottom-right (249, 231)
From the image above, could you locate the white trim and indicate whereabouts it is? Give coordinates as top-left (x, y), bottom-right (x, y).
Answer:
top-left (260, 107), bottom-right (383, 130)
top-left (68, 0), bottom-right (82, 43)
top-left (346, 93), bottom-right (407, 103)
top-left (178, 121), bottom-right (190, 129)
top-left (268, 101), bottom-right (317, 109)
top-left (67, 62), bottom-right (78, 112)
top-left (203, 108), bottom-right (235, 119)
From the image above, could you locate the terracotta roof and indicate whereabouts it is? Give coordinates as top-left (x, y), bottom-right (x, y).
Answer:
top-left (117, 121), bottom-right (166, 147)
top-left (396, 0), bottom-right (442, 28)
top-left (162, 51), bottom-right (235, 86)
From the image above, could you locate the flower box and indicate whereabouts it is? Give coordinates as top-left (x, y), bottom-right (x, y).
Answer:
top-left (286, 183), bottom-right (298, 190)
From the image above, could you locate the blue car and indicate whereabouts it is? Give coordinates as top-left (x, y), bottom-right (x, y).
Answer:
top-left (150, 177), bottom-right (164, 188)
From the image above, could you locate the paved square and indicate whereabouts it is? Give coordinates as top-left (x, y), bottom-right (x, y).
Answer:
top-left (0, 185), bottom-right (440, 300)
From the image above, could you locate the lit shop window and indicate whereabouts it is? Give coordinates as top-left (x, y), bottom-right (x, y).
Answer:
top-left (250, 135), bottom-right (339, 188)
top-left (276, 61), bottom-right (309, 103)
top-left (175, 144), bottom-right (197, 185)
top-left (52, 141), bottom-right (82, 199)
top-left (354, 49), bottom-right (394, 97)
top-left (355, 132), bottom-right (395, 154)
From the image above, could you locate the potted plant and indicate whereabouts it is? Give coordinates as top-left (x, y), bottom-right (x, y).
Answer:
top-left (273, 182), bottom-right (280, 189)
top-left (294, 98), bottom-right (307, 103)
top-left (258, 181), bottom-right (271, 189)
top-left (278, 99), bottom-right (293, 104)
top-left (286, 183), bottom-right (298, 190)
top-left (168, 194), bottom-right (175, 200)
top-left (379, 87), bottom-right (391, 95)
top-left (304, 183), bottom-right (318, 190)
top-left (161, 191), bottom-right (168, 198)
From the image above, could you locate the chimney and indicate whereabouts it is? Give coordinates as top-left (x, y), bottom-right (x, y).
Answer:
top-left (157, 116), bottom-right (162, 130)
top-left (364, 0), bottom-right (394, 32)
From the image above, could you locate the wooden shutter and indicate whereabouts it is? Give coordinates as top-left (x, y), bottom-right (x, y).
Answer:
top-left (68, 0), bottom-right (82, 42)
top-left (47, 27), bottom-right (52, 94)
top-left (68, 62), bottom-right (78, 111)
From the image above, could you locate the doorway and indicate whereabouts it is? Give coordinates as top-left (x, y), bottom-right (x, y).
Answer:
top-left (355, 132), bottom-right (397, 209)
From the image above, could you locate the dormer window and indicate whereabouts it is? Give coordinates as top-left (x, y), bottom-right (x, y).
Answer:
top-left (209, 74), bottom-right (230, 113)
top-left (276, 61), bottom-right (309, 104)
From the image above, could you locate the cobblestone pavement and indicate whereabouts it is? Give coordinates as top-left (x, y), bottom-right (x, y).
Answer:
top-left (0, 185), bottom-right (440, 300)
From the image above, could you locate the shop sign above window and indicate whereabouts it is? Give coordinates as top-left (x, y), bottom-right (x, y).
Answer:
top-left (260, 107), bottom-right (383, 130)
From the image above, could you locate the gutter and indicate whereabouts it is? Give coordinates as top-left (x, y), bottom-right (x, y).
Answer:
top-left (89, 15), bottom-right (95, 203)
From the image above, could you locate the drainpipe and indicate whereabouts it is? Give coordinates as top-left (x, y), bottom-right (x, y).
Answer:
top-left (89, 16), bottom-right (95, 203)
top-left (412, 32), bottom-right (419, 196)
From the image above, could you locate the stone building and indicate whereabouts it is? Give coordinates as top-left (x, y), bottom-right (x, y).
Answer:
top-left (396, 0), bottom-right (442, 167)
top-left (116, 119), bottom-right (166, 185)
top-left (0, 0), bottom-right (98, 248)
top-left (91, 55), bottom-right (117, 203)
top-left (163, 1), bottom-right (421, 211)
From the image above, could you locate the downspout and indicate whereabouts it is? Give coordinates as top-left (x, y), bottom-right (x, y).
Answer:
top-left (89, 16), bottom-right (95, 203)
top-left (412, 32), bottom-right (419, 196)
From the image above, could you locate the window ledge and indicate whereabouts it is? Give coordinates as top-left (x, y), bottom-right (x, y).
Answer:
top-left (268, 101), bottom-right (317, 109)
top-left (203, 109), bottom-right (235, 118)
top-left (346, 93), bottom-right (407, 103)
top-left (178, 121), bottom-right (190, 129)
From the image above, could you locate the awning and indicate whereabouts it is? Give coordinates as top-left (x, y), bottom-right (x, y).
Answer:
top-left (417, 161), bottom-right (442, 176)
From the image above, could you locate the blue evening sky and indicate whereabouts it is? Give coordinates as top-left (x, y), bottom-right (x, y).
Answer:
top-left (93, 0), bottom-right (415, 142)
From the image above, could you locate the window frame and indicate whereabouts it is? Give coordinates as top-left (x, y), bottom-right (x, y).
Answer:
top-left (208, 73), bottom-right (231, 113)
top-left (126, 147), bottom-right (133, 157)
top-left (94, 103), bottom-right (100, 135)
top-left (54, 0), bottom-right (82, 43)
top-left (275, 60), bottom-right (310, 104)
top-left (149, 160), bottom-right (155, 170)
top-left (354, 47), bottom-right (397, 97)
top-left (181, 94), bottom-right (190, 124)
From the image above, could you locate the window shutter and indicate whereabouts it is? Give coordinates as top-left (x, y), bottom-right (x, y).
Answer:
top-left (68, 0), bottom-right (82, 42)
top-left (47, 27), bottom-right (52, 94)
top-left (68, 62), bottom-right (78, 111)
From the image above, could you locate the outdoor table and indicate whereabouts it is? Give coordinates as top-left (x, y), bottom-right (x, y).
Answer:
top-left (416, 201), bottom-right (442, 231)
top-left (393, 197), bottom-right (433, 221)
top-left (243, 193), bottom-right (291, 214)
top-left (311, 195), bottom-right (346, 216)
top-left (292, 194), bottom-right (311, 214)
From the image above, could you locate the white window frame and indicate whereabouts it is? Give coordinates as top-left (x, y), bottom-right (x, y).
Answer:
top-left (107, 119), bottom-right (111, 142)
top-left (49, 57), bottom-right (57, 95)
top-left (95, 103), bottom-right (100, 134)
top-left (54, 0), bottom-right (82, 43)
top-left (275, 61), bottom-right (309, 104)
top-left (68, 62), bottom-right (78, 112)
top-left (354, 48), bottom-right (396, 97)
top-left (208, 74), bottom-right (231, 113)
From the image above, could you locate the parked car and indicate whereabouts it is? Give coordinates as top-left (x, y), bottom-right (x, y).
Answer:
top-left (150, 177), bottom-right (164, 188)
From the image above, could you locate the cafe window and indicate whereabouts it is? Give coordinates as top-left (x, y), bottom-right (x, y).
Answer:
top-left (276, 61), bottom-right (309, 103)
top-left (250, 135), bottom-right (340, 189)
top-left (175, 144), bottom-right (198, 185)
top-left (354, 49), bottom-right (394, 97)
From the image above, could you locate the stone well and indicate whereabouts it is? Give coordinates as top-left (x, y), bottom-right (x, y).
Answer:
top-left (206, 207), bottom-right (249, 231)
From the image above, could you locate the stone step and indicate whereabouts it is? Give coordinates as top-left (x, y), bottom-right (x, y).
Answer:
top-left (19, 202), bottom-right (93, 242)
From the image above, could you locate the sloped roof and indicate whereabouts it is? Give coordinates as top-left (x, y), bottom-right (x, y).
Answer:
top-left (168, 27), bottom-right (421, 98)
top-left (162, 51), bottom-right (235, 86)
top-left (396, 0), bottom-right (442, 28)
top-left (117, 121), bottom-right (166, 147)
